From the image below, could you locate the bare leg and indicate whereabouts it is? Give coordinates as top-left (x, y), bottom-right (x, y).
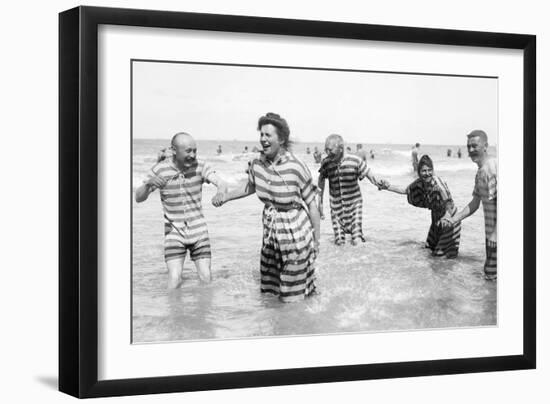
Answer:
top-left (166, 257), bottom-right (185, 289)
top-left (194, 258), bottom-right (212, 283)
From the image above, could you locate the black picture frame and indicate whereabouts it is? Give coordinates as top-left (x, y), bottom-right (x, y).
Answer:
top-left (59, 5), bottom-right (536, 398)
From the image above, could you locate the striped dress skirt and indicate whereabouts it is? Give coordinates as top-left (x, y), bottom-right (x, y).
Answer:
top-left (260, 205), bottom-right (317, 302)
top-left (329, 195), bottom-right (365, 244)
top-left (426, 206), bottom-right (461, 258)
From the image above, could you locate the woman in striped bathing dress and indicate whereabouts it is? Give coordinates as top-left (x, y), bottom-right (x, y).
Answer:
top-left (212, 113), bottom-right (321, 302)
top-left (381, 155), bottom-right (461, 258)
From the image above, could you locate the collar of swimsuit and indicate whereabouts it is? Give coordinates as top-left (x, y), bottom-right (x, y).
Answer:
top-left (260, 150), bottom-right (290, 166)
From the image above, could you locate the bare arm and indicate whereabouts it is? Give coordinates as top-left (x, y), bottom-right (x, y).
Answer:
top-left (135, 184), bottom-right (153, 203)
top-left (365, 168), bottom-right (381, 187)
top-left (452, 196), bottom-right (481, 222)
top-left (135, 175), bottom-right (166, 203)
top-left (384, 183), bottom-right (408, 195)
top-left (207, 172), bottom-right (228, 194)
top-left (317, 174), bottom-right (326, 219)
top-left (212, 180), bottom-right (255, 207)
top-left (307, 198), bottom-right (321, 252)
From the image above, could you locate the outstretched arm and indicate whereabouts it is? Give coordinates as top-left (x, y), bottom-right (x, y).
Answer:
top-left (212, 180), bottom-right (255, 207)
top-left (385, 183), bottom-right (407, 194)
top-left (207, 172), bottom-right (229, 196)
top-left (451, 196), bottom-right (481, 223)
top-left (378, 178), bottom-right (407, 194)
top-left (365, 168), bottom-right (388, 190)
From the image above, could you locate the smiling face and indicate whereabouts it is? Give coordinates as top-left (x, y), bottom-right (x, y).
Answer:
top-left (418, 164), bottom-right (434, 183)
top-left (172, 134), bottom-right (197, 166)
top-left (325, 138), bottom-right (343, 162)
top-left (259, 124), bottom-right (282, 160)
top-left (467, 135), bottom-right (488, 165)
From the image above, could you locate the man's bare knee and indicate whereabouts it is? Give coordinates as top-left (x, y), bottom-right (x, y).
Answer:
top-left (166, 258), bottom-right (185, 289)
top-left (194, 258), bottom-right (212, 283)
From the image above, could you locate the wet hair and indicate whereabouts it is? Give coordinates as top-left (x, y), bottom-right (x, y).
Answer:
top-left (257, 112), bottom-right (292, 150)
top-left (467, 129), bottom-right (488, 145)
top-left (417, 154), bottom-right (434, 176)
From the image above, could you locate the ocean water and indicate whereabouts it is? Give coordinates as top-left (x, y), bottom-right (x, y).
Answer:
top-left (132, 139), bottom-right (496, 343)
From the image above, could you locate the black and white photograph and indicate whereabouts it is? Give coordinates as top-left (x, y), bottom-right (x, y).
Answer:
top-left (131, 60), bottom-right (498, 343)
top-left (2, 0), bottom-right (543, 402)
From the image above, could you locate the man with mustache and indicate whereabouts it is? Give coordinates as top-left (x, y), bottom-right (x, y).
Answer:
top-left (135, 132), bottom-right (227, 288)
top-left (318, 134), bottom-right (383, 246)
top-left (449, 130), bottom-right (497, 280)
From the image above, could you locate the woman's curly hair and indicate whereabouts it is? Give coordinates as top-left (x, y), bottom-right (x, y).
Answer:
top-left (257, 112), bottom-right (293, 150)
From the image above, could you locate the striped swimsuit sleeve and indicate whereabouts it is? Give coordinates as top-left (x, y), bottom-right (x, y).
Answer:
top-left (357, 158), bottom-right (369, 180)
top-left (201, 161), bottom-right (216, 184)
top-left (291, 156), bottom-right (315, 206)
top-left (433, 177), bottom-right (449, 200)
top-left (406, 179), bottom-right (427, 208)
top-left (300, 169), bottom-right (316, 206)
top-left (247, 159), bottom-right (256, 186)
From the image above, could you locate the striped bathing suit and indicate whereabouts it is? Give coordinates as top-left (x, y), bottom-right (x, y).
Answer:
top-left (473, 157), bottom-right (497, 277)
top-left (319, 154), bottom-right (369, 244)
top-left (151, 158), bottom-right (215, 262)
top-left (248, 152), bottom-right (317, 302)
top-left (407, 176), bottom-right (461, 258)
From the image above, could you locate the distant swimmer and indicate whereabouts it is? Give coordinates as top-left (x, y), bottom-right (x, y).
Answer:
top-left (135, 132), bottom-right (228, 289)
top-left (457, 148), bottom-right (462, 158)
top-left (306, 147), bottom-right (311, 154)
top-left (346, 146), bottom-right (352, 153)
top-left (355, 143), bottom-right (368, 161)
top-left (242, 146), bottom-right (249, 153)
top-left (318, 134), bottom-right (385, 246)
top-left (216, 144), bottom-right (222, 155)
top-left (379, 155), bottom-right (461, 258)
top-left (370, 149), bottom-right (375, 159)
top-left (156, 147), bottom-right (173, 163)
top-left (411, 143), bottom-right (420, 172)
top-left (447, 148), bottom-right (452, 157)
top-left (313, 146), bottom-right (322, 164)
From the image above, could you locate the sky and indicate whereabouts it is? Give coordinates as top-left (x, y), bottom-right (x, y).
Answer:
top-left (132, 60), bottom-right (498, 146)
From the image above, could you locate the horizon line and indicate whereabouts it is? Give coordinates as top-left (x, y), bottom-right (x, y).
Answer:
top-left (133, 138), bottom-right (474, 147)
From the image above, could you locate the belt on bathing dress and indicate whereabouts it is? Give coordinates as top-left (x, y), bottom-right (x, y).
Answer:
top-left (263, 202), bottom-right (304, 245)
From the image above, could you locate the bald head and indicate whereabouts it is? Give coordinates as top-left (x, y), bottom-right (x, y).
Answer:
top-left (325, 134), bottom-right (344, 148)
top-left (171, 132), bottom-right (195, 148)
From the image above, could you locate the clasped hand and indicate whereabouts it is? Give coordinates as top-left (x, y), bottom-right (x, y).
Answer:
top-left (211, 192), bottom-right (226, 207)
top-left (145, 175), bottom-right (166, 190)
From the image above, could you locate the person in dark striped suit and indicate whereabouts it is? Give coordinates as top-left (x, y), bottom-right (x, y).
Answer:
top-left (450, 130), bottom-right (497, 280)
top-left (135, 132), bottom-right (228, 289)
top-left (212, 113), bottom-right (321, 302)
top-left (380, 155), bottom-right (461, 258)
top-left (318, 134), bottom-right (383, 246)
